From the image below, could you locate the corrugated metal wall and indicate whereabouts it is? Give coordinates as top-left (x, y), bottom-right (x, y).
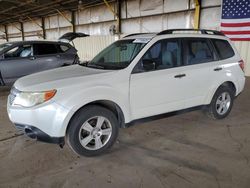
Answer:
top-left (74, 36), bottom-right (116, 61)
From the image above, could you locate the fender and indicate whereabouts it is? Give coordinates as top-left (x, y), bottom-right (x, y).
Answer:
top-left (54, 85), bottom-right (132, 135)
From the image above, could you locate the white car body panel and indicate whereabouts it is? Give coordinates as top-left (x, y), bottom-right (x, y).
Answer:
top-left (7, 99), bottom-right (69, 137)
top-left (7, 32), bottom-right (246, 138)
top-left (130, 67), bottom-right (187, 120)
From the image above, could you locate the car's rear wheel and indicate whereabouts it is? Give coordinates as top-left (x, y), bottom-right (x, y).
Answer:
top-left (206, 86), bottom-right (234, 119)
top-left (66, 105), bottom-right (119, 156)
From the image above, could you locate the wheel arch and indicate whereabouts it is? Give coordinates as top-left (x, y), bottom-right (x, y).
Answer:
top-left (65, 100), bottom-right (126, 135)
top-left (205, 81), bottom-right (237, 104)
top-left (221, 81), bottom-right (236, 96)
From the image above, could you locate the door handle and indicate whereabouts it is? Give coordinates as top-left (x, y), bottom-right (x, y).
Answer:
top-left (214, 67), bottom-right (222, 71)
top-left (174, 74), bottom-right (186, 78)
top-left (56, 55), bottom-right (61, 58)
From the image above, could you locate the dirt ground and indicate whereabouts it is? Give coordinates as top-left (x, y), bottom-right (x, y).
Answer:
top-left (0, 79), bottom-right (250, 188)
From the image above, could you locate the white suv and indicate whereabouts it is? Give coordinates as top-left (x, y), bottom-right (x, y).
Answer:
top-left (7, 29), bottom-right (245, 156)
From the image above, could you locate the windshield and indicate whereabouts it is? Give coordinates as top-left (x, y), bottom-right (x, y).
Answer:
top-left (87, 39), bottom-right (149, 70)
top-left (0, 43), bottom-right (12, 53)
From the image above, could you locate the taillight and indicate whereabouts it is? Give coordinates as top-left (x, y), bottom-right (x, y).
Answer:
top-left (239, 60), bottom-right (244, 72)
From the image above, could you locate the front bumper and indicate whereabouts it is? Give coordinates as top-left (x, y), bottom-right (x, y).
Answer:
top-left (7, 95), bottom-right (73, 138)
top-left (15, 123), bottom-right (64, 144)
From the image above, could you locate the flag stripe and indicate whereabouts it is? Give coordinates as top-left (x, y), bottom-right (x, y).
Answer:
top-left (220, 26), bottom-right (250, 31)
top-left (221, 18), bottom-right (250, 23)
top-left (231, 38), bottom-right (250, 41)
top-left (221, 22), bottom-right (250, 27)
top-left (221, 30), bottom-right (250, 35)
top-left (225, 34), bottom-right (250, 39)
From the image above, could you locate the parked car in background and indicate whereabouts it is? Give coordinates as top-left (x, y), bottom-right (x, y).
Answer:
top-left (0, 32), bottom-right (89, 86)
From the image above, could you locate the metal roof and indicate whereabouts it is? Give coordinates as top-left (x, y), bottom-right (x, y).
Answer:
top-left (0, 0), bottom-right (113, 25)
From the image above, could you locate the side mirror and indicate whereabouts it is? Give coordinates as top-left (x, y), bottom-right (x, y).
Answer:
top-left (142, 59), bottom-right (155, 71)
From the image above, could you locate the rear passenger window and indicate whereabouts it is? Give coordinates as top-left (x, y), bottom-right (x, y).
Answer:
top-left (212, 39), bottom-right (234, 60)
top-left (184, 39), bottom-right (214, 65)
top-left (33, 43), bottom-right (58, 55)
top-left (58, 44), bottom-right (70, 52)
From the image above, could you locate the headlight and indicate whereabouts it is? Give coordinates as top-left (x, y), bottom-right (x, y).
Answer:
top-left (13, 90), bottom-right (56, 107)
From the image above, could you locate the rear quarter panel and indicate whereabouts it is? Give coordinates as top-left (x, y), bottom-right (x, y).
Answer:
top-left (204, 57), bottom-right (245, 104)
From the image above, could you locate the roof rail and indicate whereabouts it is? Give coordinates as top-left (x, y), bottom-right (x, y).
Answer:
top-left (123, 33), bottom-right (154, 38)
top-left (157, 29), bottom-right (225, 36)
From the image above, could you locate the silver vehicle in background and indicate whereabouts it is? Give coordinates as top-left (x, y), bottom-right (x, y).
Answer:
top-left (0, 32), bottom-right (88, 86)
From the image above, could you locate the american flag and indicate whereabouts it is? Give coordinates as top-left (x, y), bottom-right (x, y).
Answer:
top-left (221, 0), bottom-right (250, 41)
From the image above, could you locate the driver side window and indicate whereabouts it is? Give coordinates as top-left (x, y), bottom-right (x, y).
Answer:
top-left (4, 45), bottom-right (32, 59)
top-left (133, 39), bottom-right (181, 73)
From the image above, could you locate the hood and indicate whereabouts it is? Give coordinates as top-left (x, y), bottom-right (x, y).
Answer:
top-left (58, 32), bottom-right (89, 43)
top-left (14, 65), bottom-right (116, 91)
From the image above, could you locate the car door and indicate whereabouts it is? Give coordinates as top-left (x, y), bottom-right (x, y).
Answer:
top-left (130, 38), bottom-right (188, 120)
top-left (179, 38), bottom-right (220, 108)
top-left (33, 43), bottom-right (63, 71)
top-left (0, 43), bottom-right (35, 84)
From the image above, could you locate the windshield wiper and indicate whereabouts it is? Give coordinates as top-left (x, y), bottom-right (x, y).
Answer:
top-left (79, 61), bottom-right (88, 67)
top-left (86, 63), bottom-right (105, 69)
top-left (79, 61), bottom-right (104, 69)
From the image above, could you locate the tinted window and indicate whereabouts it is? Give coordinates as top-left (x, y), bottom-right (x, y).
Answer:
top-left (33, 43), bottom-right (58, 55)
top-left (184, 39), bottom-right (214, 65)
top-left (5, 45), bottom-right (32, 59)
top-left (0, 43), bottom-right (12, 53)
top-left (133, 39), bottom-right (181, 72)
top-left (212, 39), bottom-right (234, 60)
top-left (58, 44), bottom-right (70, 53)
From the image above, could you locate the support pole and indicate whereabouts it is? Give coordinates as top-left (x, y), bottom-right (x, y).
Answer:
top-left (117, 0), bottom-right (121, 34)
top-left (27, 16), bottom-right (42, 28)
top-left (194, 0), bottom-right (201, 29)
top-left (20, 22), bottom-right (24, 41)
top-left (71, 11), bottom-right (76, 33)
top-left (10, 23), bottom-right (22, 32)
top-left (4, 25), bottom-right (8, 42)
top-left (103, 0), bottom-right (121, 34)
top-left (103, 0), bottom-right (116, 16)
top-left (26, 16), bottom-right (44, 39)
top-left (41, 17), bottom-right (46, 39)
top-left (56, 9), bottom-right (75, 32)
top-left (56, 9), bottom-right (71, 23)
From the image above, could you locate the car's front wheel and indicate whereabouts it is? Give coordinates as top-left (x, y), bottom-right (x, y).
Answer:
top-left (66, 105), bottom-right (119, 156)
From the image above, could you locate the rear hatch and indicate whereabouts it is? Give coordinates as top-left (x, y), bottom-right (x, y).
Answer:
top-left (58, 32), bottom-right (89, 43)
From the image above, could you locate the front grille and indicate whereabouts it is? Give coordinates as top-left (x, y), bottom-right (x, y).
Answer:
top-left (9, 87), bottom-right (20, 105)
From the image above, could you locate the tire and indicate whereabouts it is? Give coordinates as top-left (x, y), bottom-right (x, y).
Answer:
top-left (205, 86), bottom-right (235, 119)
top-left (66, 105), bottom-right (119, 157)
top-left (0, 71), bottom-right (5, 86)
top-left (72, 55), bottom-right (80, 64)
